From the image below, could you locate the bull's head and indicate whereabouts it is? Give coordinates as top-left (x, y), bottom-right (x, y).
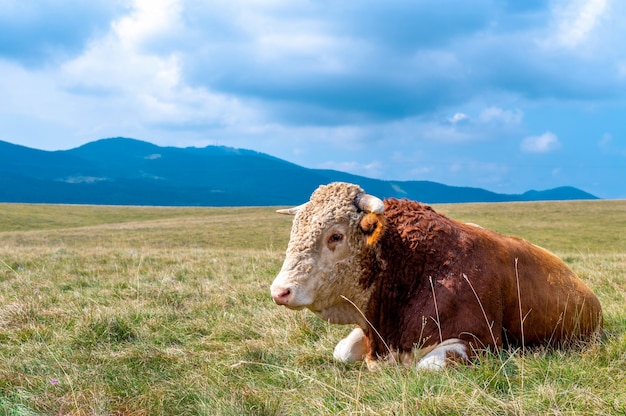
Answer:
top-left (270, 182), bottom-right (385, 325)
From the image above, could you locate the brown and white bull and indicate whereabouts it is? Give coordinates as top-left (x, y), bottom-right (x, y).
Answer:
top-left (270, 182), bottom-right (603, 370)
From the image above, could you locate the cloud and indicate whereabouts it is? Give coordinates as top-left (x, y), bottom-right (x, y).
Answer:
top-left (331, 0), bottom-right (493, 50)
top-left (177, 1), bottom-right (496, 123)
top-left (550, 0), bottom-right (608, 49)
top-left (520, 132), bottom-right (561, 153)
top-left (478, 107), bottom-right (523, 125)
top-left (1, 1), bottom-right (626, 198)
top-left (57, 0), bottom-right (257, 134)
top-left (449, 113), bottom-right (469, 124)
top-left (6, 0), bottom-right (619, 130)
top-left (0, 1), bottom-right (126, 67)
top-left (171, 0), bottom-right (626, 127)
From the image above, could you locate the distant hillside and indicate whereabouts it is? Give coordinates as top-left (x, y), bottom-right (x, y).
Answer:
top-left (0, 137), bottom-right (598, 206)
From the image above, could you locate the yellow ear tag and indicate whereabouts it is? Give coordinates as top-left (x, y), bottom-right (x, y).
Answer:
top-left (360, 213), bottom-right (386, 246)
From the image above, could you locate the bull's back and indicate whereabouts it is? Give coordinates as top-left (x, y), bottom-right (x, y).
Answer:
top-left (494, 234), bottom-right (603, 345)
top-left (381, 200), bottom-right (602, 349)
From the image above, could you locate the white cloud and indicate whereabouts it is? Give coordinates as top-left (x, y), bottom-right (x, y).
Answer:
top-left (449, 112), bottom-right (468, 124)
top-left (478, 107), bottom-right (523, 125)
top-left (520, 131), bottom-right (561, 153)
top-left (56, 0), bottom-right (259, 135)
top-left (1, 0), bottom-right (626, 199)
top-left (114, 0), bottom-right (176, 45)
top-left (550, 0), bottom-right (608, 49)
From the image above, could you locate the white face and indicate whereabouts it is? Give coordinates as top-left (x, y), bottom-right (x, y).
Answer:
top-left (269, 183), bottom-right (385, 324)
top-left (270, 221), bottom-right (355, 313)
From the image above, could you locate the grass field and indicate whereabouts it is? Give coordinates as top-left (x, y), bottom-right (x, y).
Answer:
top-left (0, 200), bottom-right (624, 415)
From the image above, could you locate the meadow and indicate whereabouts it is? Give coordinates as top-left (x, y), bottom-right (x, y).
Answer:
top-left (0, 200), bottom-right (624, 415)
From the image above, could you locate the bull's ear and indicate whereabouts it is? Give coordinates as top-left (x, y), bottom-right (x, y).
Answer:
top-left (359, 213), bottom-right (386, 246)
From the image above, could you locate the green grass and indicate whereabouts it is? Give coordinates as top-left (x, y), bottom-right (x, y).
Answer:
top-left (0, 200), bottom-right (624, 415)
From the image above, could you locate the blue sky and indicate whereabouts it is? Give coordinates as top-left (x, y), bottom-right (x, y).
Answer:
top-left (1, 0), bottom-right (625, 198)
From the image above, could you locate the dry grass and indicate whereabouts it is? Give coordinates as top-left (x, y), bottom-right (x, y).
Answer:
top-left (0, 200), bottom-right (624, 415)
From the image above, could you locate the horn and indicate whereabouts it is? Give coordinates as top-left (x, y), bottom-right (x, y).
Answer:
top-left (276, 203), bottom-right (307, 215)
top-left (355, 193), bottom-right (384, 214)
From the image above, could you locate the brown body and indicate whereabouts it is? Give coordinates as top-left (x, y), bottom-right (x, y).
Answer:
top-left (360, 198), bottom-right (602, 359)
top-left (270, 183), bottom-right (603, 369)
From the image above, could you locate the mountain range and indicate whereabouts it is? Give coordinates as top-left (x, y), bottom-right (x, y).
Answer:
top-left (0, 137), bottom-right (598, 206)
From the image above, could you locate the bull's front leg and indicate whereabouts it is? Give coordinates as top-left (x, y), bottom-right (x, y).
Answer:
top-left (415, 338), bottom-right (470, 370)
top-left (333, 326), bottom-right (367, 362)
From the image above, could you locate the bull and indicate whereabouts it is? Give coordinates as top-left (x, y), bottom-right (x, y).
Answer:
top-left (270, 182), bottom-right (603, 369)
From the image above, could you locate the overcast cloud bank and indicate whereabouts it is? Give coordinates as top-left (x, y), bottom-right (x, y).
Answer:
top-left (1, 0), bottom-right (625, 198)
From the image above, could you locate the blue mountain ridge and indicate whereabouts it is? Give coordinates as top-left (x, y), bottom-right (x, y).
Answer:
top-left (0, 137), bottom-right (598, 206)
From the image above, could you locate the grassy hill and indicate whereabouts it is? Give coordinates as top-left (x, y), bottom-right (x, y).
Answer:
top-left (0, 200), bottom-right (624, 414)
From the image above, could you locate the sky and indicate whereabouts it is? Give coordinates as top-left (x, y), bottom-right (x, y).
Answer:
top-left (1, 0), bottom-right (625, 199)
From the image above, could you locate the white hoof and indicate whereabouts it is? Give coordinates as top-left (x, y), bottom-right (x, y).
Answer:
top-left (416, 338), bottom-right (468, 371)
top-left (333, 327), bottom-right (367, 363)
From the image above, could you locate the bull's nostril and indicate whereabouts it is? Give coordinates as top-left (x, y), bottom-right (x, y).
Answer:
top-left (271, 287), bottom-right (292, 305)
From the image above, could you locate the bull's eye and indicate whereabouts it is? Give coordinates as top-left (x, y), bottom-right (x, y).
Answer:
top-left (327, 233), bottom-right (344, 247)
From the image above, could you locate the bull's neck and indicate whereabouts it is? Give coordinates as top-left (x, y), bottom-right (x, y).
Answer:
top-left (361, 221), bottom-right (432, 353)
top-left (314, 299), bottom-right (371, 328)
